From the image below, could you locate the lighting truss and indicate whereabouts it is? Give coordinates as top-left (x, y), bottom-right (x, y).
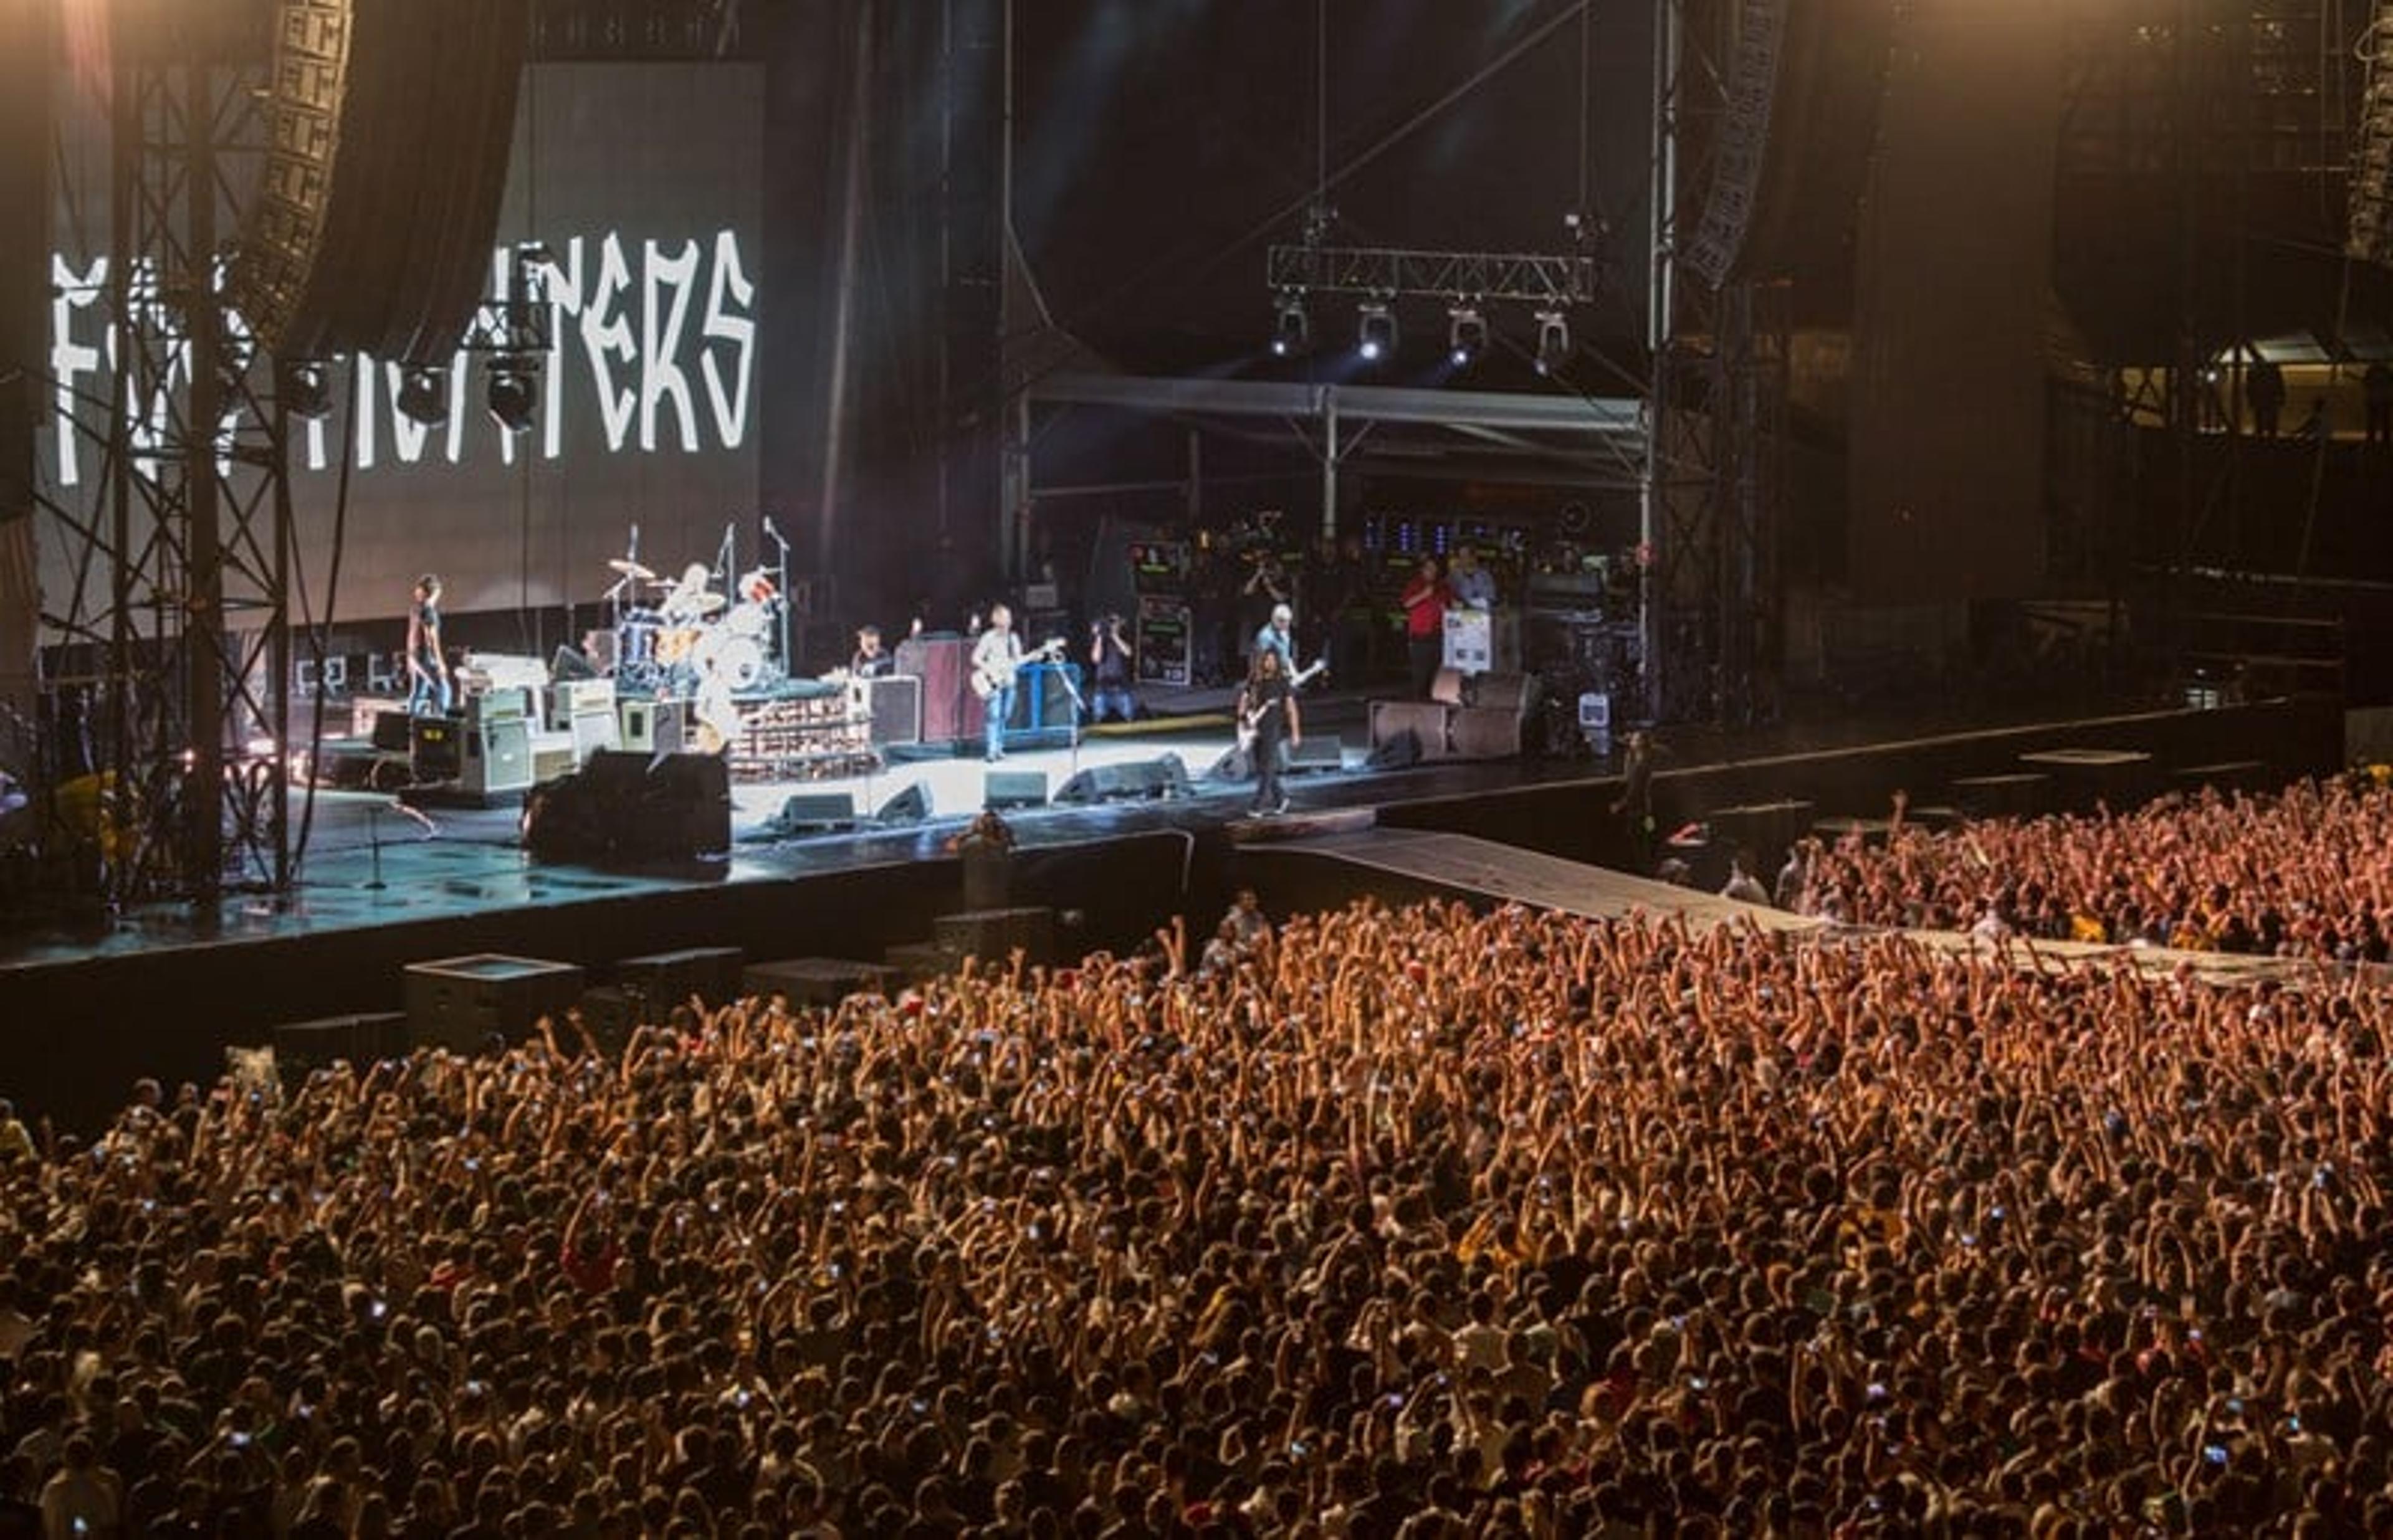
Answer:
top-left (1265, 244), bottom-right (1600, 307)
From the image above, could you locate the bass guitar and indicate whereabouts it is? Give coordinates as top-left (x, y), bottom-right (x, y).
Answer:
top-left (970, 636), bottom-right (1064, 700)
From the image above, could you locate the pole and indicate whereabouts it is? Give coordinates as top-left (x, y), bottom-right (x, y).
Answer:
top-left (184, 55), bottom-right (226, 893)
top-left (1640, 0), bottom-right (1681, 724)
top-left (1320, 387), bottom-right (1340, 541)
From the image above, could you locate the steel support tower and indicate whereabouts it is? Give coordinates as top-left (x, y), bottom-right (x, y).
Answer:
top-left (1641, 0), bottom-right (1789, 727)
top-left (41, 20), bottom-right (292, 907)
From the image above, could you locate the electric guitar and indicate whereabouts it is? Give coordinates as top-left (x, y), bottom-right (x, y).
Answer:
top-left (1236, 658), bottom-right (1328, 754)
top-left (970, 637), bottom-right (1064, 700)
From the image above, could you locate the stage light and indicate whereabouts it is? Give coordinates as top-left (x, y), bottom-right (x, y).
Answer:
top-left (279, 360), bottom-right (333, 421)
top-left (1447, 306), bottom-right (1487, 368)
top-left (1271, 292), bottom-right (1311, 358)
top-left (396, 365), bottom-right (449, 428)
top-left (1357, 302), bottom-right (1397, 363)
top-left (485, 358), bottom-right (538, 434)
top-left (1534, 310), bottom-right (1572, 376)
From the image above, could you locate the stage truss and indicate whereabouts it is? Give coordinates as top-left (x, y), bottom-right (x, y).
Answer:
top-left (39, 37), bottom-right (295, 907)
top-left (1641, 0), bottom-right (1790, 727)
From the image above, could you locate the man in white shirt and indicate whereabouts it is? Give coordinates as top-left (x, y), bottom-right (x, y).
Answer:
top-left (1251, 604), bottom-right (1297, 675)
top-left (1448, 547), bottom-right (1497, 610)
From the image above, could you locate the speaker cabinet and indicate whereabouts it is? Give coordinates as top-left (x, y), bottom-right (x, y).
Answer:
top-left (933, 906), bottom-right (1055, 967)
top-left (522, 751), bottom-right (731, 865)
top-left (618, 697), bottom-right (686, 754)
top-left (743, 958), bottom-right (901, 1008)
top-left (864, 674), bottom-right (922, 747)
top-left (404, 954), bottom-right (586, 1054)
top-left (410, 715), bottom-right (461, 781)
top-left (461, 716), bottom-right (533, 794)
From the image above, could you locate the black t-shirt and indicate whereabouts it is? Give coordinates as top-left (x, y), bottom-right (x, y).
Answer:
top-left (1093, 630), bottom-right (1132, 685)
top-left (411, 599), bottom-right (442, 668)
top-left (1246, 673), bottom-right (1292, 738)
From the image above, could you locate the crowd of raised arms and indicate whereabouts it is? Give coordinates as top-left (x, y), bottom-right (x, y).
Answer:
top-left (1782, 774), bottom-right (2393, 962)
top-left (4, 883), bottom-right (2393, 1538)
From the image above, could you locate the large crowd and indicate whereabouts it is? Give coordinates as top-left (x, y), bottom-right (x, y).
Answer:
top-left (1786, 774), bottom-right (2393, 962)
top-left (4, 885), bottom-right (2393, 1537)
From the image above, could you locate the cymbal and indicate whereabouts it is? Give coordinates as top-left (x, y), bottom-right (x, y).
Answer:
top-left (679, 591), bottom-right (727, 617)
top-left (607, 558), bottom-right (655, 581)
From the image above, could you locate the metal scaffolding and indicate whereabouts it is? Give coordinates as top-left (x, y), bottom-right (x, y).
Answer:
top-left (1642, 0), bottom-right (1789, 726)
top-left (39, 42), bottom-right (293, 907)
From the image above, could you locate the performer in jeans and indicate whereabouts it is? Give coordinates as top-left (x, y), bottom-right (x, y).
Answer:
top-left (1239, 648), bottom-right (1302, 817)
top-left (970, 604), bottom-right (1023, 763)
top-left (1088, 613), bottom-right (1138, 723)
top-left (406, 574), bottom-right (451, 716)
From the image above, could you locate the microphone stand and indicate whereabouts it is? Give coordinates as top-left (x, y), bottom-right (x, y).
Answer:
top-left (1049, 649), bottom-right (1088, 786)
top-left (761, 515), bottom-right (793, 687)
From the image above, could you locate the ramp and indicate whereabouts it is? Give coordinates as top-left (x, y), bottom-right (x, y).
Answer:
top-left (1243, 827), bottom-right (1824, 934)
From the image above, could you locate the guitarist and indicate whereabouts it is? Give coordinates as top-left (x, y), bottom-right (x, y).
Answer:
top-left (1252, 602), bottom-right (1297, 676)
top-left (1238, 648), bottom-right (1301, 817)
top-left (970, 603), bottom-right (1024, 763)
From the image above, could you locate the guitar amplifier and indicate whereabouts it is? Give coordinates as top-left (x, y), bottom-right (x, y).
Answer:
top-left (467, 686), bottom-right (535, 726)
top-left (547, 677), bottom-right (616, 728)
top-left (461, 717), bottom-right (534, 794)
top-left (410, 716), bottom-right (461, 781)
top-left (864, 673), bottom-right (921, 747)
top-left (618, 697), bottom-right (686, 753)
top-left (894, 635), bottom-right (970, 743)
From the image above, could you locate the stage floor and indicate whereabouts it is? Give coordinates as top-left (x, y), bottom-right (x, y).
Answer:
top-left (0, 692), bottom-right (2341, 976)
top-left (0, 710), bottom-right (1592, 970)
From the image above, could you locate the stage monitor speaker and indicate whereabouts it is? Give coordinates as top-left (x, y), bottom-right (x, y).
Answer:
top-left (410, 715), bottom-right (461, 781)
top-left (1370, 700), bottom-right (1454, 762)
top-left (1365, 732), bottom-right (1421, 771)
top-left (1056, 753), bottom-right (1196, 805)
top-left (1287, 738), bottom-right (1342, 773)
top-left (775, 792), bottom-right (857, 834)
top-left (371, 709), bottom-right (413, 752)
top-left (1449, 705), bottom-right (1524, 761)
top-left (522, 751), bottom-right (730, 865)
top-left (552, 645), bottom-right (596, 682)
top-left (983, 769), bottom-right (1048, 810)
top-left (1463, 672), bottom-right (1540, 713)
top-left (876, 784), bottom-right (930, 825)
top-left (618, 697), bottom-right (685, 754)
top-left (461, 716), bottom-right (534, 794)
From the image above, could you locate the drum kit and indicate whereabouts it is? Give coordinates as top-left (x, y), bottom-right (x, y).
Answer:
top-left (601, 523), bottom-right (792, 708)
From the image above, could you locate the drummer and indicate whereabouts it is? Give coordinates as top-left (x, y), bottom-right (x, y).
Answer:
top-left (662, 563), bottom-right (720, 622)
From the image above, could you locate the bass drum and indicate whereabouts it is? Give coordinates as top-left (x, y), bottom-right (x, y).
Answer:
top-left (707, 634), bottom-right (768, 691)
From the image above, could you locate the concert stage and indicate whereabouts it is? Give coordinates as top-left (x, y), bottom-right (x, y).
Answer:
top-left (0, 695), bottom-right (2343, 1131)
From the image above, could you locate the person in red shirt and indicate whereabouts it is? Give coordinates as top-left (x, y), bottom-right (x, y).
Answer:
top-left (1398, 555), bottom-right (1451, 699)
